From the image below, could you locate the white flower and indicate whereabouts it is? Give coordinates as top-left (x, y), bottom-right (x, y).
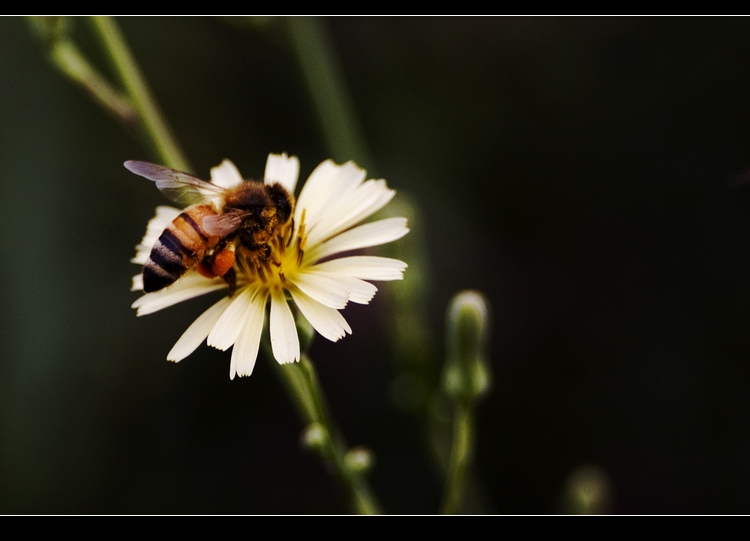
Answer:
top-left (131, 153), bottom-right (409, 379)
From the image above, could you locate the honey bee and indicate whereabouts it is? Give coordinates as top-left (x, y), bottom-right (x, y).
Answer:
top-left (125, 160), bottom-right (293, 294)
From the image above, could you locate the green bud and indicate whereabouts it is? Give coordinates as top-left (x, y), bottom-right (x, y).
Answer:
top-left (442, 290), bottom-right (492, 402)
top-left (300, 422), bottom-right (328, 452)
top-left (344, 446), bottom-right (375, 474)
top-left (561, 464), bottom-right (612, 515)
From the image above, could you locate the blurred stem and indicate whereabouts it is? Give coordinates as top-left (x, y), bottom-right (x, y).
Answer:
top-left (48, 39), bottom-right (138, 128)
top-left (285, 17), bottom-right (373, 170)
top-left (440, 290), bottom-right (492, 514)
top-left (441, 402), bottom-right (475, 514)
top-left (27, 17), bottom-right (137, 129)
top-left (272, 354), bottom-right (382, 515)
top-left (88, 16), bottom-right (192, 172)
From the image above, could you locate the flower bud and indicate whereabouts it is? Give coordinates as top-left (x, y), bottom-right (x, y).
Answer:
top-left (561, 464), bottom-right (612, 515)
top-left (300, 422), bottom-right (328, 452)
top-left (344, 446), bottom-right (375, 474)
top-left (442, 290), bottom-right (492, 402)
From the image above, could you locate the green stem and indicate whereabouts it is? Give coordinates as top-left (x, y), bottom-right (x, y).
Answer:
top-left (285, 16), bottom-right (373, 170)
top-left (88, 16), bottom-right (192, 172)
top-left (49, 39), bottom-right (138, 129)
top-left (27, 17), bottom-right (137, 129)
top-left (441, 403), bottom-right (475, 515)
top-left (273, 354), bottom-right (382, 515)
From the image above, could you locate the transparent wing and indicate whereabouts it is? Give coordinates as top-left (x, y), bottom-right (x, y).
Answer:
top-left (124, 160), bottom-right (225, 206)
top-left (202, 210), bottom-right (247, 236)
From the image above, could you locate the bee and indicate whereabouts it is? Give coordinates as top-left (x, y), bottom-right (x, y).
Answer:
top-left (125, 160), bottom-right (294, 294)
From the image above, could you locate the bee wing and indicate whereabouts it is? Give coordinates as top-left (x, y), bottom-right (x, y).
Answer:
top-left (202, 210), bottom-right (247, 236)
top-left (124, 160), bottom-right (224, 206)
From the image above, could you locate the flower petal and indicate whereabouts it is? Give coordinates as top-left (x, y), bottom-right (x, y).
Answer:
top-left (323, 274), bottom-right (377, 304)
top-left (307, 217), bottom-right (409, 262)
top-left (264, 153), bottom-right (300, 194)
top-left (290, 287), bottom-right (352, 342)
top-left (294, 160), bottom-right (366, 236)
top-left (313, 256), bottom-right (408, 281)
top-left (208, 287), bottom-right (265, 351)
top-left (131, 273), bottom-right (228, 316)
top-left (305, 179), bottom-right (395, 247)
top-left (290, 272), bottom-right (350, 309)
top-left (270, 289), bottom-right (299, 364)
top-left (229, 291), bottom-right (267, 379)
top-left (167, 297), bottom-right (232, 362)
top-left (131, 273), bottom-right (143, 292)
top-left (210, 159), bottom-right (243, 189)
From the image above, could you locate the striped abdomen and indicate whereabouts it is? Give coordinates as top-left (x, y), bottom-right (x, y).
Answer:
top-left (143, 205), bottom-right (219, 292)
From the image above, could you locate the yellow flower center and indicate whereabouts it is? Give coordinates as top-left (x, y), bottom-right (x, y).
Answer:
top-left (235, 211), bottom-right (308, 291)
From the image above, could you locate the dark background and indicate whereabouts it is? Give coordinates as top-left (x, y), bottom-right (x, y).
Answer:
top-left (2, 16), bottom-right (750, 514)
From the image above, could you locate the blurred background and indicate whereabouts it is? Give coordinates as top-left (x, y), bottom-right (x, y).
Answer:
top-left (2, 16), bottom-right (750, 514)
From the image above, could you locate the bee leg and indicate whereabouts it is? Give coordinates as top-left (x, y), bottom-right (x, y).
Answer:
top-left (197, 258), bottom-right (216, 280)
top-left (223, 267), bottom-right (237, 296)
top-left (210, 247), bottom-right (236, 278)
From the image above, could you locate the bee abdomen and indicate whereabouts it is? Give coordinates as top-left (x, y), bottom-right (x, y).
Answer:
top-left (143, 205), bottom-right (217, 293)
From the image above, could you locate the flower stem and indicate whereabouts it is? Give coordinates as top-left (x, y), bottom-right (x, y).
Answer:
top-left (27, 17), bottom-right (137, 129)
top-left (441, 402), bottom-right (475, 514)
top-left (285, 16), bottom-right (373, 170)
top-left (87, 16), bottom-right (192, 173)
top-left (440, 290), bottom-right (492, 514)
top-left (51, 39), bottom-right (138, 128)
top-left (273, 354), bottom-right (382, 515)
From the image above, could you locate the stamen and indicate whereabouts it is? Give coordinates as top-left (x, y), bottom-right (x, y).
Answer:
top-left (296, 237), bottom-right (304, 267)
top-left (286, 218), bottom-right (296, 247)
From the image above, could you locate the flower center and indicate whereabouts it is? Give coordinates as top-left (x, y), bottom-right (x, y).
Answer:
top-left (235, 210), bottom-right (307, 290)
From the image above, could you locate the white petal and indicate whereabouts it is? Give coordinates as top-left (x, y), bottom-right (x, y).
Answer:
top-left (131, 273), bottom-right (228, 316)
top-left (313, 256), bottom-right (408, 281)
top-left (270, 289), bottom-right (299, 364)
top-left (326, 275), bottom-right (377, 304)
top-left (291, 272), bottom-right (350, 309)
top-left (208, 287), bottom-right (266, 351)
top-left (131, 274), bottom-right (143, 291)
top-left (294, 160), bottom-right (366, 236)
top-left (307, 217), bottom-right (409, 262)
top-left (305, 179), bottom-right (395, 248)
top-left (132, 206), bottom-right (180, 264)
top-left (229, 291), bottom-right (267, 379)
top-left (298, 271), bottom-right (376, 305)
top-left (293, 160), bottom-right (339, 228)
top-left (264, 153), bottom-right (300, 194)
top-left (167, 297), bottom-right (232, 362)
top-left (210, 159), bottom-right (244, 189)
top-left (290, 287), bottom-right (352, 342)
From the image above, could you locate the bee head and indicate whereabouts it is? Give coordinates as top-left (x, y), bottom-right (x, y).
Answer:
top-left (225, 183), bottom-right (272, 216)
top-left (265, 183), bottom-right (293, 224)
